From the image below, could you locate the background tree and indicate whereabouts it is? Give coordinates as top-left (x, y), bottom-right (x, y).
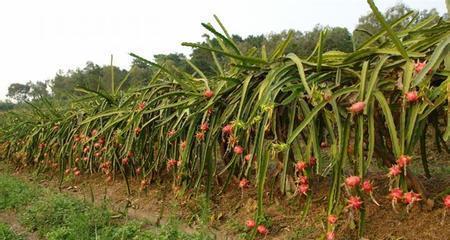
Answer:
top-left (50, 62), bottom-right (128, 99)
top-left (128, 58), bottom-right (155, 87)
top-left (353, 3), bottom-right (440, 48)
top-left (28, 81), bottom-right (50, 100)
top-left (0, 100), bottom-right (15, 111)
top-left (7, 83), bottom-right (30, 102)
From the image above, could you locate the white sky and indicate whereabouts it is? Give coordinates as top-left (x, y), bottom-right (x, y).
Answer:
top-left (0, 0), bottom-right (446, 100)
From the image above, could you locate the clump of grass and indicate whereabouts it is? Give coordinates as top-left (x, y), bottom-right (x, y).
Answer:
top-left (144, 218), bottom-right (213, 240)
top-left (0, 173), bottom-right (213, 240)
top-left (20, 193), bottom-right (111, 239)
top-left (0, 222), bottom-right (24, 240)
top-left (0, 174), bottom-right (37, 210)
top-left (288, 226), bottom-right (315, 239)
top-left (99, 219), bottom-right (214, 240)
top-left (98, 221), bottom-right (144, 240)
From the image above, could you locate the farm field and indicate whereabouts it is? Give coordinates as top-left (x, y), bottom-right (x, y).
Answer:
top-left (1, 0), bottom-right (450, 239)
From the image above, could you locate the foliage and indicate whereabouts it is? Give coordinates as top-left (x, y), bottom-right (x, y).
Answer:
top-left (0, 222), bottom-right (24, 240)
top-left (0, 173), bottom-right (211, 240)
top-left (21, 193), bottom-right (111, 238)
top-left (0, 100), bottom-right (15, 112)
top-left (0, 1), bottom-right (448, 239)
top-left (0, 174), bottom-right (38, 210)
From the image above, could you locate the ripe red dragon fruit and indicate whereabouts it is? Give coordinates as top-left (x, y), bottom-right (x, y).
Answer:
top-left (347, 196), bottom-right (363, 210)
top-left (327, 215), bottom-right (337, 225)
top-left (244, 154), bottom-right (252, 161)
top-left (405, 91), bottom-right (419, 103)
top-left (195, 131), bottom-right (205, 141)
top-left (91, 129), bottom-right (98, 136)
top-left (200, 122), bottom-right (209, 131)
top-left (348, 101), bottom-right (365, 114)
top-left (389, 164), bottom-right (402, 177)
top-left (180, 141), bottom-right (187, 150)
top-left (390, 188), bottom-right (403, 201)
top-left (414, 60), bottom-right (428, 73)
top-left (361, 180), bottom-right (373, 193)
top-left (345, 176), bottom-right (361, 188)
top-left (121, 157), bottom-right (129, 165)
top-left (83, 146), bottom-right (90, 153)
top-left (134, 127), bottom-right (142, 135)
top-left (137, 102), bottom-right (146, 111)
top-left (203, 89), bottom-right (214, 99)
top-left (309, 156), bottom-right (316, 167)
top-left (403, 191), bottom-right (421, 205)
top-left (320, 141), bottom-right (329, 148)
top-left (298, 183), bottom-right (309, 195)
top-left (396, 155), bottom-right (412, 168)
top-left (298, 176), bottom-right (308, 185)
top-left (239, 178), bottom-right (250, 188)
top-left (135, 167), bottom-right (142, 175)
top-left (167, 159), bottom-right (178, 171)
top-left (295, 161), bottom-right (307, 171)
top-left (233, 145), bottom-right (244, 155)
top-left (245, 219), bottom-right (256, 228)
top-left (326, 231), bottom-right (336, 240)
top-left (74, 170), bottom-right (81, 176)
top-left (444, 195), bottom-right (450, 209)
top-left (257, 225), bottom-right (268, 235)
top-left (222, 124), bottom-right (233, 135)
top-left (167, 129), bottom-right (176, 137)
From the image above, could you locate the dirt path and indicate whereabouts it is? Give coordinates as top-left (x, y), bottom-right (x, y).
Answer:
top-left (0, 210), bottom-right (39, 240)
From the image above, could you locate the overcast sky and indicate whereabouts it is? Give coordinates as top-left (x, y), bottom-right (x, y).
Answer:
top-left (0, 0), bottom-right (446, 100)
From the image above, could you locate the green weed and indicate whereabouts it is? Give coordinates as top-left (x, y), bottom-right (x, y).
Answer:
top-left (0, 174), bottom-right (37, 210)
top-left (0, 222), bottom-right (24, 240)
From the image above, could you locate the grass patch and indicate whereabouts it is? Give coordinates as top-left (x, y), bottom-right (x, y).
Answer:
top-left (99, 220), bottom-right (212, 240)
top-left (0, 222), bottom-right (24, 240)
top-left (0, 172), bottom-right (213, 240)
top-left (0, 174), bottom-right (37, 209)
top-left (21, 193), bottom-right (111, 239)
